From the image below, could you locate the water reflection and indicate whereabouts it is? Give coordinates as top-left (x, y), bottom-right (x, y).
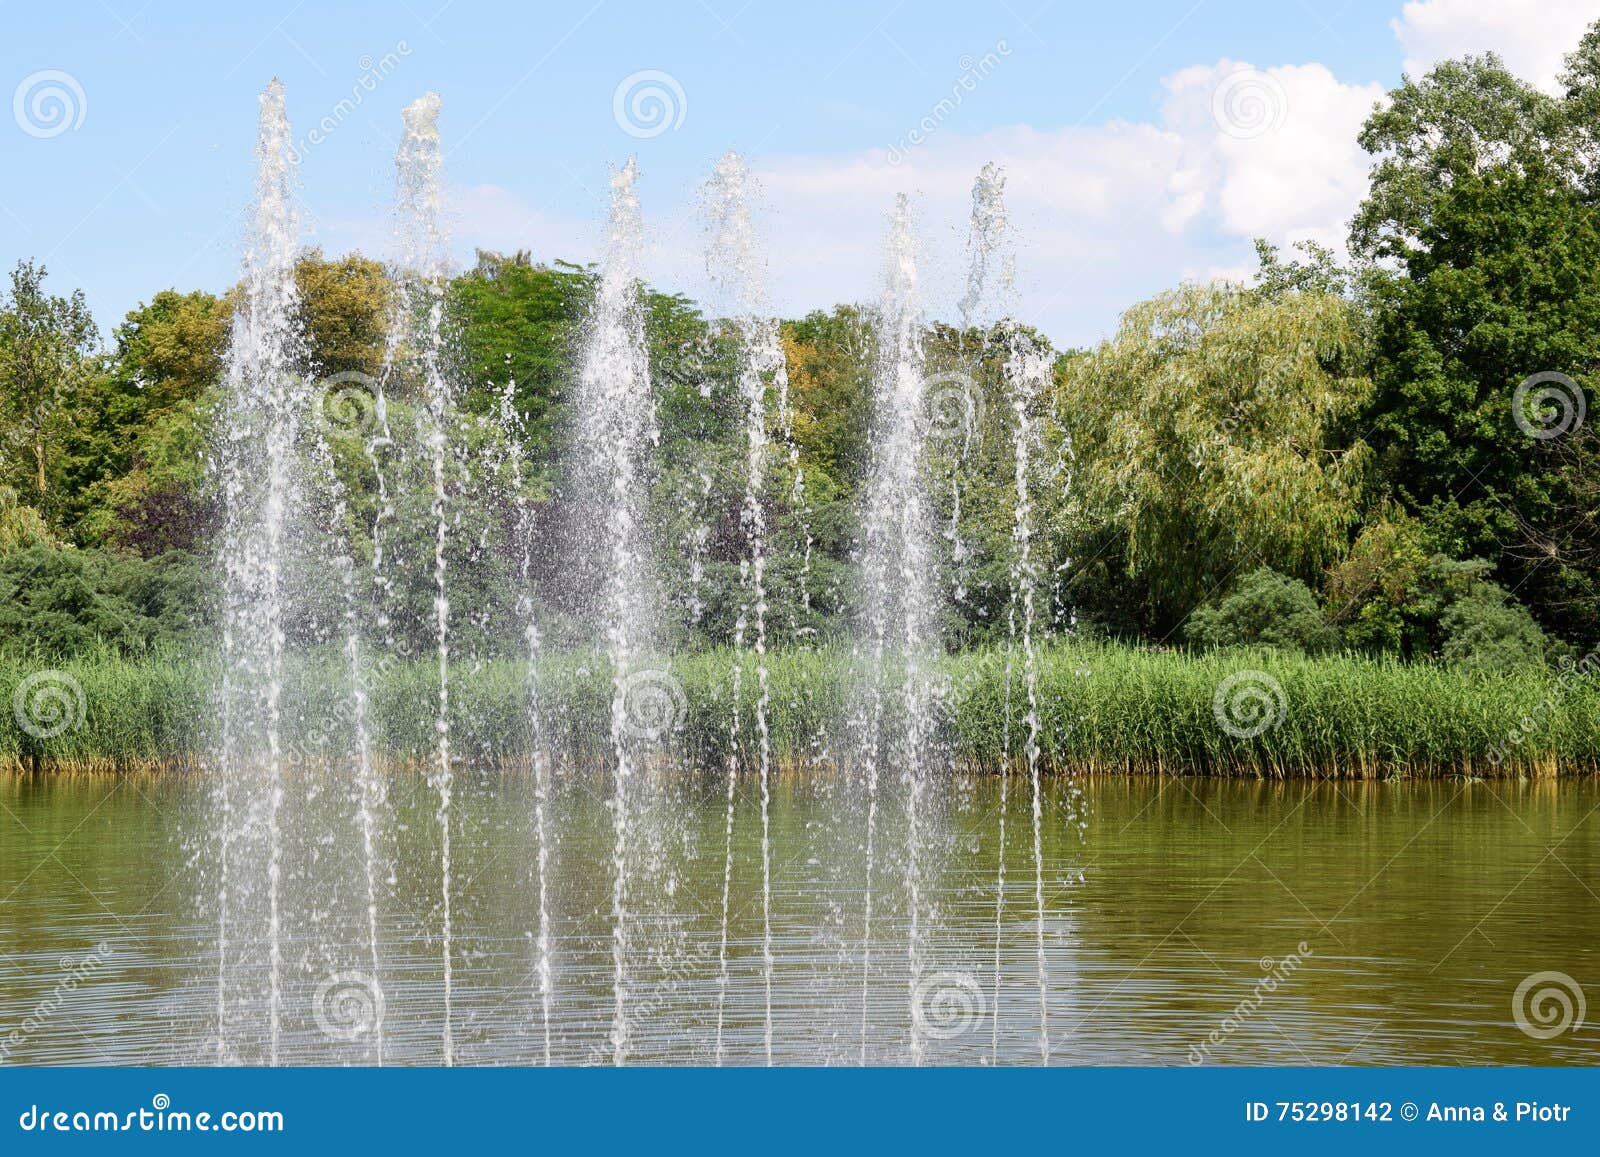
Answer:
top-left (1, 772), bottom-right (1595, 1065)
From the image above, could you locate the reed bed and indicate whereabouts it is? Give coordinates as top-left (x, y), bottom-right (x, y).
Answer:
top-left (2, 643), bottom-right (1595, 777)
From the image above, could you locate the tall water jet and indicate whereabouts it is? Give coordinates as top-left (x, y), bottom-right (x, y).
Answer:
top-left (303, 412), bottom-right (387, 1065)
top-left (945, 164), bottom-right (1013, 616)
top-left (349, 184), bottom-right (412, 1071)
top-left (959, 163), bottom-right (1015, 330)
top-left (214, 77), bottom-right (305, 1066)
top-left (392, 91), bottom-right (455, 1065)
top-left (965, 160), bottom-right (1055, 1065)
top-left (1005, 334), bottom-right (1052, 1065)
top-left (856, 194), bottom-right (940, 1063)
top-left (703, 150), bottom-right (779, 1064)
top-left (493, 375), bottom-right (554, 1066)
top-left (952, 163), bottom-right (1024, 1062)
top-left (572, 158), bottom-right (656, 1065)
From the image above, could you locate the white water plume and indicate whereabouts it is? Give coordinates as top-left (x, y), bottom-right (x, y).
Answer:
top-left (214, 77), bottom-right (305, 1067)
top-left (703, 150), bottom-right (780, 1064)
top-left (571, 158), bottom-right (657, 1065)
top-left (855, 193), bottom-right (942, 1064)
top-left (392, 90), bottom-right (456, 1066)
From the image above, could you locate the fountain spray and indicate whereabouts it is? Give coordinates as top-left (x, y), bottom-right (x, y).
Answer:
top-left (572, 159), bottom-right (655, 1065)
top-left (392, 91), bottom-right (455, 1065)
top-left (215, 77), bottom-right (305, 1066)
top-left (704, 150), bottom-right (780, 1064)
top-left (856, 194), bottom-right (940, 1063)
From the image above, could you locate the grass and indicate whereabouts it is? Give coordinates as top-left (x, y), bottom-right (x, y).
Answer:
top-left (2, 642), bottom-right (1596, 777)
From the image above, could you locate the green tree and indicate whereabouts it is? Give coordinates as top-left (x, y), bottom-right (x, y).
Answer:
top-left (1352, 43), bottom-right (1600, 643)
top-left (1252, 239), bottom-right (1353, 300)
top-left (59, 289), bottom-right (225, 549)
top-left (1327, 519), bottom-right (1548, 665)
top-left (448, 252), bottom-right (590, 473)
top-left (782, 307), bottom-right (875, 493)
top-left (294, 249), bottom-right (391, 380)
top-left (0, 260), bottom-right (99, 508)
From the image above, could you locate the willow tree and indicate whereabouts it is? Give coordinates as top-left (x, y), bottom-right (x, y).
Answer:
top-left (1056, 282), bottom-right (1371, 635)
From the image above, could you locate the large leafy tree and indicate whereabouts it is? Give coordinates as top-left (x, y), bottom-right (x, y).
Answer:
top-left (293, 249), bottom-right (391, 380)
top-left (782, 306), bottom-right (875, 493)
top-left (62, 255), bottom-right (388, 553)
top-left (60, 289), bottom-right (226, 550)
top-left (0, 260), bottom-right (99, 509)
top-left (448, 251), bottom-right (590, 472)
top-left (1056, 283), bottom-right (1371, 635)
top-left (1352, 42), bottom-right (1600, 643)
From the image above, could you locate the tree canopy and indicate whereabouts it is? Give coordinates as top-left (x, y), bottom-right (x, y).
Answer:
top-left (7, 18), bottom-right (1600, 665)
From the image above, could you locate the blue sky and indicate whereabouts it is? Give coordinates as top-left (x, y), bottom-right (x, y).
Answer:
top-left (2, 0), bottom-right (1594, 346)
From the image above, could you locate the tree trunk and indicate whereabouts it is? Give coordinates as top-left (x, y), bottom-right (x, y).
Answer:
top-left (33, 437), bottom-right (45, 494)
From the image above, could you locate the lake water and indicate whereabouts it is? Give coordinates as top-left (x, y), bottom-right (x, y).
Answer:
top-left (1, 770), bottom-right (1596, 1065)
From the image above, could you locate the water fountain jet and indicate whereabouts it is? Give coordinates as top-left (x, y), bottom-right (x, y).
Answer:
top-left (214, 77), bottom-right (306, 1067)
top-left (703, 150), bottom-right (782, 1064)
top-left (855, 193), bottom-right (941, 1064)
top-left (390, 90), bottom-right (456, 1066)
top-left (570, 158), bottom-right (657, 1065)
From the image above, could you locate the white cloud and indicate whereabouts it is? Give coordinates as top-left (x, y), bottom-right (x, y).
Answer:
top-left (429, 56), bottom-right (1383, 348)
top-left (1392, 0), bottom-right (1596, 91)
top-left (731, 60), bottom-right (1382, 346)
top-left (1162, 62), bottom-right (1384, 248)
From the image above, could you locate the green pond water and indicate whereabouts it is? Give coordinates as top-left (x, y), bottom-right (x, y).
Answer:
top-left (1, 771), bottom-right (1596, 1065)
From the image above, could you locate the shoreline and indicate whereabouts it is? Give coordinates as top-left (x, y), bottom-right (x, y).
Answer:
top-left (5, 642), bottom-right (1597, 779)
top-left (1, 755), bottom-right (1589, 779)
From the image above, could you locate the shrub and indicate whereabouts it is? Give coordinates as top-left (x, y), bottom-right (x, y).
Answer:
top-left (0, 486), bottom-right (53, 552)
top-left (1439, 587), bottom-right (1548, 671)
top-left (1328, 527), bottom-right (1551, 668)
top-left (1186, 567), bottom-right (1341, 654)
top-left (0, 544), bottom-right (212, 657)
